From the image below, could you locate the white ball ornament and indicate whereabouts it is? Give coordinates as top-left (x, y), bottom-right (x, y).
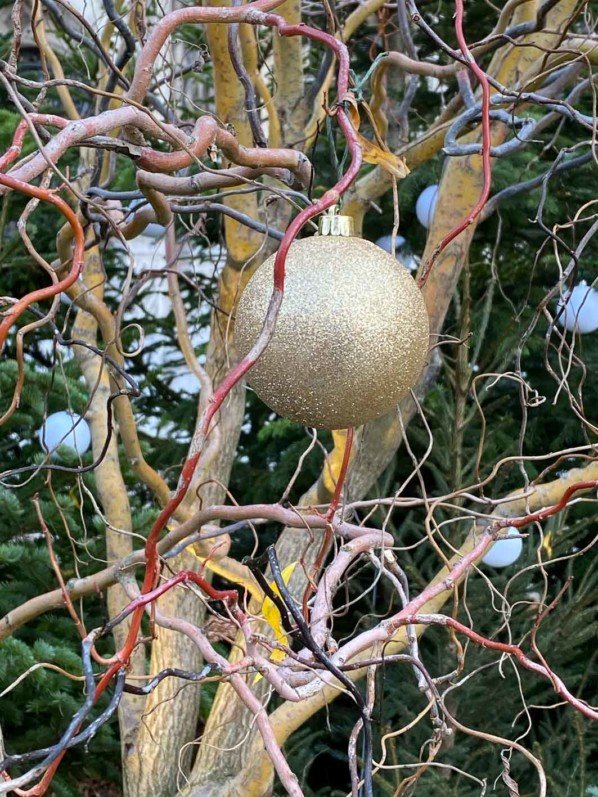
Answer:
top-left (234, 212), bottom-right (430, 430)
top-left (375, 235), bottom-right (418, 272)
top-left (38, 411), bottom-right (91, 456)
top-left (376, 233), bottom-right (407, 252)
top-left (415, 185), bottom-right (439, 229)
top-left (481, 527), bottom-right (523, 569)
top-left (556, 281), bottom-right (598, 334)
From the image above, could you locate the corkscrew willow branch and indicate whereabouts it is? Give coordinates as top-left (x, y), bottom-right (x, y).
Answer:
top-left (0, 175), bottom-right (84, 355)
top-left (417, 0), bottom-right (492, 288)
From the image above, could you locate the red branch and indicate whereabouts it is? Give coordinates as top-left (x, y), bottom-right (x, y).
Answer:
top-left (401, 614), bottom-right (598, 721)
top-left (326, 427), bottom-right (355, 523)
top-left (0, 115), bottom-right (68, 171)
top-left (107, 570), bottom-right (244, 629)
top-left (501, 480), bottom-right (598, 529)
top-left (100, 15), bottom-right (362, 700)
top-left (417, 0), bottom-right (492, 288)
top-left (303, 427), bottom-right (355, 618)
top-left (0, 172), bottom-right (84, 354)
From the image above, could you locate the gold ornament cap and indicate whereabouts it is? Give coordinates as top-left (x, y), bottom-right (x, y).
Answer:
top-left (318, 206), bottom-right (354, 237)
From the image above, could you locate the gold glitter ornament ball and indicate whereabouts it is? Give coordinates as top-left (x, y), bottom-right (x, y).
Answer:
top-left (234, 235), bottom-right (429, 429)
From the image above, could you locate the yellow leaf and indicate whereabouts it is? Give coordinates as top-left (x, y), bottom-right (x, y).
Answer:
top-left (189, 549), bottom-right (264, 603)
top-left (322, 429), bottom-right (354, 495)
top-left (69, 485), bottom-right (81, 509)
top-left (345, 96), bottom-right (362, 131)
top-left (261, 561), bottom-right (296, 639)
top-left (189, 544), bottom-right (296, 683)
top-left (254, 561), bottom-right (297, 683)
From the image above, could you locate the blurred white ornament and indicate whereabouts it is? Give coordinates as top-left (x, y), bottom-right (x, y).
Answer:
top-left (375, 234), bottom-right (418, 272)
top-left (556, 281), bottom-right (598, 334)
top-left (38, 411), bottom-right (91, 455)
top-left (482, 526), bottom-right (523, 568)
top-left (376, 233), bottom-right (406, 251)
top-left (415, 185), bottom-right (439, 228)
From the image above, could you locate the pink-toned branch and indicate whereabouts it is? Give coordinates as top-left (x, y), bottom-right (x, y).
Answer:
top-left (400, 614), bottom-right (598, 721)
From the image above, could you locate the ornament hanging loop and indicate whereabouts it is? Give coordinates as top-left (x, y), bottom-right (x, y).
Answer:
top-left (318, 205), bottom-right (355, 237)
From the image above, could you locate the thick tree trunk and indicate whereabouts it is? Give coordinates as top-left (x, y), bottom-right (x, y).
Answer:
top-left (126, 269), bottom-right (261, 797)
top-left (123, 5), bottom-right (271, 793)
top-left (122, 548), bottom-right (206, 797)
top-left (71, 240), bottom-right (147, 785)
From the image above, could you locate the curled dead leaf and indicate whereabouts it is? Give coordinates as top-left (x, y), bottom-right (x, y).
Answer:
top-left (347, 98), bottom-right (410, 179)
